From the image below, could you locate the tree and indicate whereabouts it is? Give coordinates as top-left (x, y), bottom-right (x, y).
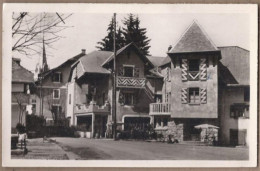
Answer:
top-left (122, 14), bottom-right (151, 56)
top-left (96, 16), bottom-right (125, 51)
top-left (12, 92), bottom-right (30, 124)
top-left (12, 12), bottom-right (72, 56)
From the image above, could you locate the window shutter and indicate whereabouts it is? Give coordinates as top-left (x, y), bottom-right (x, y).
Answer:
top-left (181, 59), bottom-right (188, 81)
top-left (118, 66), bottom-right (123, 76)
top-left (181, 88), bottom-right (188, 104)
top-left (134, 67), bottom-right (139, 77)
top-left (200, 88), bottom-right (207, 104)
top-left (200, 58), bottom-right (207, 81)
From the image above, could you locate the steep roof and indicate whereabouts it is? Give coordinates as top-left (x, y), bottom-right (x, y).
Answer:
top-left (159, 56), bottom-right (171, 67)
top-left (102, 42), bottom-right (154, 68)
top-left (39, 52), bottom-right (85, 78)
top-left (79, 51), bottom-right (113, 74)
top-left (12, 59), bottom-right (34, 83)
top-left (218, 46), bottom-right (249, 86)
top-left (169, 21), bottom-right (219, 54)
top-left (147, 56), bottom-right (166, 67)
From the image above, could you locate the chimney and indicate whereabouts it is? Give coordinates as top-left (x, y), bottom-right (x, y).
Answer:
top-left (168, 45), bottom-right (172, 52)
top-left (13, 58), bottom-right (21, 65)
top-left (81, 49), bottom-right (86, 54)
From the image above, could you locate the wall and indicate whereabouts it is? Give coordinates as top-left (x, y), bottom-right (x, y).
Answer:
top-left (219, 87), bottom-right (250, 145)
top-left (170, 53), bottom-right (219, 118)
top-left (67, 82), bottom-right (75, 125)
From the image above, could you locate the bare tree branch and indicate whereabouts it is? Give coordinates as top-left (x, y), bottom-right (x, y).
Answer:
top-left (12, 12), bottom-right (73, 57)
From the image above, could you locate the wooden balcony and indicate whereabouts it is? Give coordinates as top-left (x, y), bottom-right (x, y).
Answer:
top-left (117, 77), bottom-right (146, 88)
top-left (149, 103), bottom-right (171, 115)
top-left (75, 101), bottom-right (110, 115)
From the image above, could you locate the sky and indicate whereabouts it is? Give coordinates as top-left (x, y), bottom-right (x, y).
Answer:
top-left (14, 12), bottom-right (250, 72)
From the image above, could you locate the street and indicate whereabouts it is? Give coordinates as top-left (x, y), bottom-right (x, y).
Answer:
top-left (53, 137), bottom-right (248, 160)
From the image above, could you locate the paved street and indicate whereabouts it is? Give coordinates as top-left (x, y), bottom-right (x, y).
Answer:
top-left (12, 138), bottom-right (69, 160)
top-left (53, 137), bottom-right (249, 160)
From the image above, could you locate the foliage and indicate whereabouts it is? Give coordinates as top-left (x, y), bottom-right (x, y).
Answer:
top-left (16, 123), bottom-right (26, 134)
top-left (122, 14), bottom-right (151, 56)
top-left (96, 16), bottom-right (125, 51)
top-left (96, 14), bottom-right (151, 56)
top-left (26, 114), bottom-right (45, 132)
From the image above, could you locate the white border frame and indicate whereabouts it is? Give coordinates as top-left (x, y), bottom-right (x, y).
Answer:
top-left (2, 3), bottom-right (258, 168)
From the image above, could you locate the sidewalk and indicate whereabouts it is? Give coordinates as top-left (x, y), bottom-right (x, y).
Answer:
top-left (12, 138), bottom-right (70, 160)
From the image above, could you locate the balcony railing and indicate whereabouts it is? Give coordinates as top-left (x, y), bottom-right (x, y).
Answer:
top-left (149, 103), bottom-right (171, 115)
top-left (117, 77), bottom-right (146, 88)
top-left (75, 101), bottom-right (110, 114)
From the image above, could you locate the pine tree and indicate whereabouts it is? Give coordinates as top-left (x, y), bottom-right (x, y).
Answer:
top-left (122, 14), bottom-right (151, 56)
top-left (96, 17), bottom-right (125, 51)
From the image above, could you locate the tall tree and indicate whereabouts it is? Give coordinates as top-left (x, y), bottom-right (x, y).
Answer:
top-left (122, 14), bottom-right (151, 56)
top-left (96, 16), bottom-right (125, 51)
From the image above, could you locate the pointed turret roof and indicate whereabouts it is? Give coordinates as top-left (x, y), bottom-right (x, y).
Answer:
top-left (168, 21), bottom-right (219, 54)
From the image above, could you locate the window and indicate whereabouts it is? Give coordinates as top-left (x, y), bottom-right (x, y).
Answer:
top-left (123, 66), bottom-right (134, 77)
top-left (189, 88), bottom-right (200, 104)
top-left (244, 87), bottom-right (250, 102)
top-left (189, 59), bottom-right (200, 72)
top-left (69, 94), bottom-right (71, 104)
top-left (52, 72), bottom-right (62, 82)
top-left (154, 94), bottom-right (162, 103)
top-left (230, 104), bottom-right (249, 118)
top-left (53, 89), bottom-right (60, 99)
top-left (188, 59), bottom-right (200, 81)
top-left (124, 92), bottom-right (135, 105)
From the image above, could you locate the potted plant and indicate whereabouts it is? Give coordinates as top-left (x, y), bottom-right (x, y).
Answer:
top-left (76, 125), bottom-right (86, 138)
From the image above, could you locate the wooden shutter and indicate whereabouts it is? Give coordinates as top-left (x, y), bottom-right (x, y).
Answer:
top-left (200, 58), bottom-right (207, 81)
top-left (181, 88), bottom-right (188, 104)
top-left (134, 67), bottom-right (139, 77)
top-left (118, 66), bottom-right (123, 76)
top-left (181, 59), bottom-right (188, 81)
top-left (200, 88), bottom-right (207, 104)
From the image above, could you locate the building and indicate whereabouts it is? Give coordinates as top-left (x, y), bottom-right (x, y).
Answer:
top-left (218, 46), bottom-right (250, 146)
top-left (149, 21), bottom-right (250, 145)
top-left (11, 58), bottom-right (34, 132)
top-left (64, 20), bottom-right (249, 145)
top-left (67, 43), bottom-right (163, 138)
top-left (34, 49), bottom-right (86, 125)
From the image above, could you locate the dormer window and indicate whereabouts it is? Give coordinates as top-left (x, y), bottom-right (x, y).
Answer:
top-left (123, 65), bottom-right (134, 77)
top-left (52, 72), bottom-right (62, 83)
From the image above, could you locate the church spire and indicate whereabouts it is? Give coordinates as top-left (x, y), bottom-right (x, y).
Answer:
top-left (41, 37), bottom-right (49, 73)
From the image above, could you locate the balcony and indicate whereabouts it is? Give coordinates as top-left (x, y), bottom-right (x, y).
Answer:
top-left (75, 101), bottom-right (110, 115)
top-left (149, 103), bottom-right (171, 115)
top-left (117, 77), bottom-right (146, 88)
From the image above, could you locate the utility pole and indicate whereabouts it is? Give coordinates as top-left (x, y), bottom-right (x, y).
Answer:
top-left (112, 13), bottom-right (117, 140)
